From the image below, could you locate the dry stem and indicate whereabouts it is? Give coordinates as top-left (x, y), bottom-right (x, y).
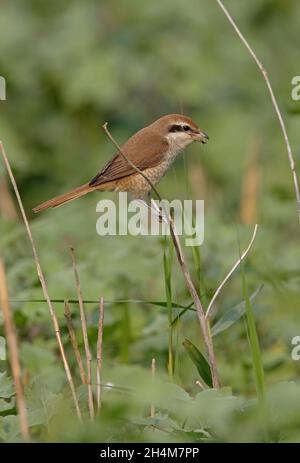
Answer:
top-left (216, 0), bottom-right (300, 224)
top-left (150, 358), bottom-right (156, 418)
top-left (205, 224), bottom-right (258, 320)
top-left (64, 300), bottom-right (87, 385)
top-left (0, 258), bottom-right (29, 439)
top-left (96, 296), bottom-right (104, 413)
top-left (70, 247), bottom-right (94, 419)
top-left (0, 141), bottom-right (82, 421)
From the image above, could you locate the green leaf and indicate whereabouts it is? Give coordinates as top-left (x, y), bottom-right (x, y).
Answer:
top-left (25, 377), bottom-right (64, 427)
top-left (0, 372), bottom-right (14, 399)
top-left (10, 298), bottom-right (196, 312)
top-left (211, 285), bottom-right (263, 337)
top-left (0, 415), bottom-right (20, 442)
top-left (183, 338), bottom-right (212, 388)
top-left (0, 397), bottom-right (15, 413)
top-left (0, 337), bottom-right (6, 361)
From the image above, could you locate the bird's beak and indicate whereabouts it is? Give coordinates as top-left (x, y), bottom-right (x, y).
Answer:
top-left (191, 130), bottom-right (210, 144)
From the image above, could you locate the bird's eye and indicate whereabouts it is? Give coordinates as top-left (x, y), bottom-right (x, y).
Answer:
top-left (183, 125), bottom-right (190, 131)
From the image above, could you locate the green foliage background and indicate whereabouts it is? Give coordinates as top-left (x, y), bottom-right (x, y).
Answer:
top-left (1, 0), bottom-right (300, 442)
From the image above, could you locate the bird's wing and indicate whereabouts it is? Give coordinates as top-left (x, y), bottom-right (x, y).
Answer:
top-left (89, 131), bottom-right (169, 186)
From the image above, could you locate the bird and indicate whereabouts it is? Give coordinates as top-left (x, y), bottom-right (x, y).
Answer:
top-left (33, 114), bottom-right (209, 213)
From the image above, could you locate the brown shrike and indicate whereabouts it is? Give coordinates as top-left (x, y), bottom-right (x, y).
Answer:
top-left (33, 114), bottom-right (209, 213)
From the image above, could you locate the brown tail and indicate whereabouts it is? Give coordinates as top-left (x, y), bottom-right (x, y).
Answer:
top-left (33, 183), bottom-right (95, 213)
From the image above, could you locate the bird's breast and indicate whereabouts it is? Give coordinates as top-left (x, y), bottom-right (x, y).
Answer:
top-left (115, 147), bottom-right (180, 198)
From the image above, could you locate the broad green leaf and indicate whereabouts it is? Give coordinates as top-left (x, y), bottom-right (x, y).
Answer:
top-left (0, 372), bottom-right (14, 399)
top-left (0, 415), bottom-right (20, 442)
top-left (0, 397), bottom-right (15, 413)
top-left (183, 338), bottom-right (212, 388)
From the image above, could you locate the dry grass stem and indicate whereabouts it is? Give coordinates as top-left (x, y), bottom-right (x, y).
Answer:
top-left (150, 357), bottom-right (156, 418)
top-left (0, 141), bottom-right (82, 421)
top-left (96, 296), bottom-right (105, 413)
top-left (168, 221), bottom-right (219, 387)
top-left (217, 0), bottom-right (300, 224)
top-left (0, 258), bottom-right (29, 439)
top-left (70, 247), bottom-right (94, 419)
top-left (206, 224), bottom-right (258, 320)
top-left (64, 300), bottom-right (87, 385)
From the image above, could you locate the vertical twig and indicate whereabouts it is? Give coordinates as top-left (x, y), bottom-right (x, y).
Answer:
top-left (64, 300), bottom-right (87, 385)
top-left (150, 358), bottom-right (156, 418)
top-left (101, 124), bottom-right (220, 388)
top-left (70, 247), bottom-right (94, 420)
top-left (0, 141), bottom-right (82, 421)
top-left (216, 0), bottom-right (300, 224)
top-left (168, 222), bottom-right (220, 387)
top-left (96, 296), bottom-right (104, 413)
top-left (0, 258), bottom-right (29, 439)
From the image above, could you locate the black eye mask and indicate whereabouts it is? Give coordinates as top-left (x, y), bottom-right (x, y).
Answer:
top-left (169, 124), bottom-right (190, 133)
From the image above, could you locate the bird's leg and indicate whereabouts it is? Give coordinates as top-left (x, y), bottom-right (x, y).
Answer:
top-left (135, 194), bottom-right (163, 228)
top-left (147, 193), bottom-right (159, 227)
top-left (148, 193), bottom-right (168, 225)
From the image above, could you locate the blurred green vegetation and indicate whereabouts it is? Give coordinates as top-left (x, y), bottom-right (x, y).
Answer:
top-left (1, 0), bottom-right (300, 442)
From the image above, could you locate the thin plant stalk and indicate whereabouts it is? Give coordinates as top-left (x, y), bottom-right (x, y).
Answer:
top-left (96, 296), bottom-right (104, 413)
top-left (206, 224), bottom-right (258, 320)
top-left (150, 358), bottom-right (156, 418)
top-left (189, 224), bottom-right (208, 309)
top-left (217, 0), bottom-right (300, 224)
top-left (9, 298), bottom-right (197, 313)
top-left (64, 300), bottom-right (86, 385)
top-left (168, 221), bottom-right (220, 387)
top-left (238, 235), bottom-right (266, 403)
top-left (242, 286), bottom-right (266, 404)
top-left (0, 258), bottom-right (29, 439)
top-left (0, 141), bottom-right (82, 421)
top-left (120, 298), bottom-right (131, 363)
top-left (70, 247), bottom-right (94, 420)
top-left (163, 236), bottom-right (174, 379)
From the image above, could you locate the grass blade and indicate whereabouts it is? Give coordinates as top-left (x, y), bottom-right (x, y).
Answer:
top-left (239, 242), bottom-right (265, 403)
top-left (163, 236), bottom-right (174, 379)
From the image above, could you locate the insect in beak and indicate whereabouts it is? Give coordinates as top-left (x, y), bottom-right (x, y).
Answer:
top-left (191, 130), bottom-right (210, 144)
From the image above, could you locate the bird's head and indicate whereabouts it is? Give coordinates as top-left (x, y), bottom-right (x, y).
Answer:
top-left (150, 114), bottom-right (209, 150)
